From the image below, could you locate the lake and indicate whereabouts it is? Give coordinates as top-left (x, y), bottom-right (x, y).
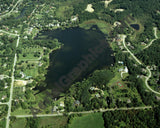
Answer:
top-left (36, 26), bottom-right (114, 96)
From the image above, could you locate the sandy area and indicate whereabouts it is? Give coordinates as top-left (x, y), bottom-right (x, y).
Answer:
top-left (114, 9), bottom-right (124, 13)
top-left (85, 4), bottom-right (94, 13)
top-left (15, 80), bottom-right (28, 86)
top-left (105, 0), bottom-right (113, 8)
top-left (114, 21), bottom-right (121, 27)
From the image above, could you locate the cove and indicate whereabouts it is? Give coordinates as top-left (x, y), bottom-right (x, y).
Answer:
top-left (36, 26), bottom-right (114, 96)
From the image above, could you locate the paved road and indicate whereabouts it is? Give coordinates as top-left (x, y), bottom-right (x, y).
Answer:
top-left (121, 35), bottom-right (142, 65)
top-left (0, 0), bottom-right (23, 18)
top-left (6, 53), bottom-right (17, 128)
top-left (121, 33), bottom-right (160, 95)
top-left (144, 27), bottom-right (158, 49)
top-left (6, 34), bottom-right (20, 128)
top-left (16, 36), bottom-right (20, 47)
top-left (0, 30), bottom-right (18, 37)
top-left (0, 102), bottom-right (9, 105)
top-left (145, 67), bottom-right (160, 95)
top-left (15, 106), bottom-right (152, 118)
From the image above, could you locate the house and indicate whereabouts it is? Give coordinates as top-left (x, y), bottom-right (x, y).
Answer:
top-left (90, 87), bottom-right (95, 91)
top-left (127, 99), bottom-right (131, 103)
top-left (4, 85), bottom-right (8, 89)
top-left (116, 37), bottom-right (122, 42)
top-left (95, 93), bottom-right (100, 98)
top-left (1, 95), bottom-right (7, 100)
top-left (71, 16), bottom-right (78, 22)
top-left (53, 106), bottom-right (58, 112)
top-left (25, 76), bottom-right (32, 80)
top-left (124, 66), bottom-right (128, 73)
top-left (118, 66), bottom-right (128, 73)
top-left (118, 68), bottom-right (123, 72)
top-left (141, 42), bottom-right (146, 46)
top-left (118, 42), bottom-right (121, 45)
top-left (118, 61), bottom-right (124, 65)
top-left (60, 101), bottom-right (65, 107)
top-left (20, 71), bottom-right (26, 78)
top-left (113, 21), bottom-right (121, 27)
top-left (119, 46), bottom-right (124, 50)
top-left (74, 100), bottom-right (80, 106)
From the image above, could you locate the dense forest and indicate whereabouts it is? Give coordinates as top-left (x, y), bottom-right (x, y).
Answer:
top-left (137, 39), bottom-right (160, 67)
top-left (103, 105), bottom-right (160, 128)
top-left (65, 69), bottom-right (114, 112)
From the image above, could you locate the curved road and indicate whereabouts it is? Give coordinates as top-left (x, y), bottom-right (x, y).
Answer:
top-left (121, 31), bottom-right (160, 95)
top-left (144, 27), bottom-right (158, 49)
top-left (121, 35), bottom-right (142, 65)
top-left (145, 67), bottom-right (160, 95)
top-left (0, 0), bottom-right (23, 18)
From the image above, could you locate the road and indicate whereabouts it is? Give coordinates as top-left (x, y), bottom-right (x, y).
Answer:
top-left (145, 67), bottom-right (160, 95)
top-left (6, 53), bottom-right (17, 128)
top-left (0, 0), bottom-right (23, 18)
top-left (0, 30), bottom-right (18, 37)
top-left (121, 32), bottom-right (160, 95)
top-left (16, 36), bottom-right (20, 47)
top-left (5, 32), bottom-right (19, 128)
top-left (0, 102), bottom-right (9, 105)
top-left (121, 71), bottom-right (127, 78)
top-left (15, 106), bottom-right (152, 118)
top-left (121, 35), bottom-right (142, 65)
top-left (143, 27), bottom-right (158, 49)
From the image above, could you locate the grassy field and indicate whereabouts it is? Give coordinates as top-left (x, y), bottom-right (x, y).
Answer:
top-left (69, 113), bottom-right (104, 128)
top-left (157, 29), bottom-right (160, 37)
top-left (56, 6), bottom-right (73, 20)
top-left (19, 46), bottom-right (43, 61)
top-left (39, 116), bottom-right (68, 128)
top-left (79, 19), bottom-right (113, 35)
top-left (23, 67), bottom-right (39, 78)
top-left (11, 107), bottom-right (31, 116)
top-left (11, 118), bottom-right (26, 128)
top-left (11, 116), bottom-right (68, 128)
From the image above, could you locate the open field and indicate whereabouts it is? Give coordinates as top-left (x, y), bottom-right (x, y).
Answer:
top-left (18, 46), bottom-right (43, 61)
top-left (56, 6), bottom-right (73, 20)
top-left (79, 19), bottom-right (113, 34)
top-left (11, 116), bottom-right (68, 128)
top-left (39, 116), bottom-right (68, 128)
top-left (69, 113), bottom-right (104, 128)
top-left (11, 118), bottom-right (26, 128)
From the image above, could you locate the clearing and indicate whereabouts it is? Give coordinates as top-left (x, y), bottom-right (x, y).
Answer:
top-left (104, 0), bottom-right (113, 8)
top-left (85, 4), bottom-right (94, 13)
top-left (68, 113), bottom-right (104, 128)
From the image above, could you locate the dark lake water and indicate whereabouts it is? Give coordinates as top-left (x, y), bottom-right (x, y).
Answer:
top-left (36, 27), bottom-right (114, 96)
top-left (130, 24), bottom-right (140, 30)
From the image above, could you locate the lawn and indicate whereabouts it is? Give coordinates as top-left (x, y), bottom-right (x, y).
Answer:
top-left (23, 67), bottom-right (39, 78)
top-left (19, 46), bottom-right (43, 61)
top-left (56, 5), bottom-right (73, 20)
top-left (11, 107), bottom-right (31, 116)
top-left (69, 113), bottom-right (104, 128)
